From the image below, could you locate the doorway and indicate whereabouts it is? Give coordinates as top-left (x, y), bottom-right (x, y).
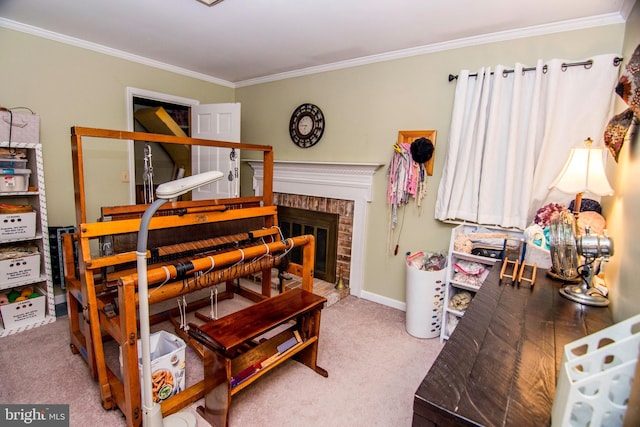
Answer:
top-left (126, 87), bottom-right (199, 204)
top-left (133, 97), bottom-right (193, 203)
top-left (126, 87), bottom-right (241, 204)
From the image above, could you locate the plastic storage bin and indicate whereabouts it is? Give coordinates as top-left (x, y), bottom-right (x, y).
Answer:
top-left (0, 168), bottom-right (31, 192)
top-left (0, 158), bottom-right (27, 169)
top-left (551, 314), bottom-right (640, 427)
top-left (405, 258), bottom-right (446, 339)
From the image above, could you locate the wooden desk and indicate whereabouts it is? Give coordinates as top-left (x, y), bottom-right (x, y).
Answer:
top-left (413, 265), bottom-right (613, 427)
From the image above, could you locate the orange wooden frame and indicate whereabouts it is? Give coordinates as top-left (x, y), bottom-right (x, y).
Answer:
top-left (63, 127), bottom-right (316, 426)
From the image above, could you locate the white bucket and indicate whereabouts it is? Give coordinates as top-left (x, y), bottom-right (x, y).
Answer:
top-left (405, 264), bottom-right (446, 339)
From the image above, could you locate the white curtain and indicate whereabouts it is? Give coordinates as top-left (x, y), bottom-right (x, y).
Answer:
top-left (435, 54), bottom-right (620, 230)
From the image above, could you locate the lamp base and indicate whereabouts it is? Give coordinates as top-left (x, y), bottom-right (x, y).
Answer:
top-left (546, 269), bottom-right (581, 283)
top-left (559, 283), bottom-right (610, 307)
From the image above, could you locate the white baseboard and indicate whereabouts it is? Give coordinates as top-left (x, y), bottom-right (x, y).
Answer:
top-left (360, 290), bottom-right (406, 311)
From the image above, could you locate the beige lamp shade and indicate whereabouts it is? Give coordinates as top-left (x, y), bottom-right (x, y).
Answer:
top-left (549, 144), bottom-right (614, 196)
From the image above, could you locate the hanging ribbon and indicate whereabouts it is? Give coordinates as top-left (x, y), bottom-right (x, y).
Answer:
top-left (387, 142), bottom-right (426, 227)
top-left (386, 142), bottom-right (427, 254)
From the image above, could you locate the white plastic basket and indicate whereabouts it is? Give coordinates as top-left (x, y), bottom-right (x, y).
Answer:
top-left (551, 314), bottom-right (640, 427)
top-left (560, 314), bottom-right (640, 366)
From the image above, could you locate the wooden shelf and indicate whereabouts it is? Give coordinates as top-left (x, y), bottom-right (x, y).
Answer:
top-left (230, 330), bottom-right (314, 394)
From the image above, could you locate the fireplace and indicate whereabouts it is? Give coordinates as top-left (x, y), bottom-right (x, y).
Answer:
top-left (248, 160), bottom-right (384, 297)
top-left (276, 194), bottom-right (354, 284)
top-left (277, 205), bottom-right (339, 283)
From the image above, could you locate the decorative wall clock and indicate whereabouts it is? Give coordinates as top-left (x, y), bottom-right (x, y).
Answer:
top-left (289, 103), bottom-right (325, 148)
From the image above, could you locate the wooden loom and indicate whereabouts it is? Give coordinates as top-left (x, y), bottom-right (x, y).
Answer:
top-left (62, 127), bottom-right (317, 426)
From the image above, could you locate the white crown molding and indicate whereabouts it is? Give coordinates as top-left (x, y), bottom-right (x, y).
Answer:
top-left (620, 0), bottom-right (638, 20)
top-left (0, 17), bottom-right (235, 88)
top-left (248, 160), bottom-right (384, 298)
top-left (235, 12), bottom-right (629, 87)
top-left (1, 9), bottom-right (629, 89)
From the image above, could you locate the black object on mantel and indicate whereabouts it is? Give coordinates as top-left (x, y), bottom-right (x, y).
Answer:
top-left (412, 263), bottom-right (613, 427)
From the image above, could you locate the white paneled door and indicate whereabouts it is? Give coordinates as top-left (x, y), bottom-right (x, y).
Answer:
top-left (191, 103), bottom-right (241, 200)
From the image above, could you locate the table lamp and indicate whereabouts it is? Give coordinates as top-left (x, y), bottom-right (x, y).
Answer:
top-left (137, 170), bottom-right (223, 427)
top-left (549, 138), bottom-right (613, 215)
top-left (548, 138), bottom-right (614, 306)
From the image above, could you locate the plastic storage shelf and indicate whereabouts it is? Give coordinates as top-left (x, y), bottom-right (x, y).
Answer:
top-left (0, 142), bottom-right (55, 336)
top-left (440, 224), bottom-right (521, 342)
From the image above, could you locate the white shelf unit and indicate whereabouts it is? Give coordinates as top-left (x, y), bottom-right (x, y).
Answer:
top-left (440, 224), bottom-right (521, 342)
top-left (0, 141), bottom-right (55, 336)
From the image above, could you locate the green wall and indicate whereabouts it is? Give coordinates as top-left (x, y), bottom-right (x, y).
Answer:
top-left (0, 28), bottom-right (234, 225)
top-left (603, 1), bottom-right (640, 322)
top-left (237, 25), bottom-right (626, 305)
top-left (2, 18), bottom-right (633, 309)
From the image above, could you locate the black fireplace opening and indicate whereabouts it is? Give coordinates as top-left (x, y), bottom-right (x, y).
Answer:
top-left (277, 205), bottom-right (338, 283)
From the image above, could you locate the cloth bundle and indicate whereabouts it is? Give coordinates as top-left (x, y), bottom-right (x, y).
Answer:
top-left (615, 44), bottom-right (640, 118)
top-left (605, 44), bottom-right (640, 161)
top-left (387, 142), bottom-right (428, 230)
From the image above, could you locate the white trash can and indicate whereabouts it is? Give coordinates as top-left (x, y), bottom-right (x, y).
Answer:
top-left (405, 262), bottom-right (446, 339)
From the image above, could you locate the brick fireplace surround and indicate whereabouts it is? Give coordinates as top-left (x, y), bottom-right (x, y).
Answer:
top-left (248, 161), bottom-right (384, 298)
top-left (274, 193), bottom-right (353, 285)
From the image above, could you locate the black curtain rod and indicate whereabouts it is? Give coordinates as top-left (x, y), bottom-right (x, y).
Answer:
top-left (448, 57), bottom-right (623, 82)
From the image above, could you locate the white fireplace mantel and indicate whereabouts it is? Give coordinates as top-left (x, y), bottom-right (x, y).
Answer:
top-left (248, 160), bottom-right (384, 297)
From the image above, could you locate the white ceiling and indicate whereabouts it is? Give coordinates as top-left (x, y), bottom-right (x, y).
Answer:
top-left (0, 0), bottom-right (636, 87)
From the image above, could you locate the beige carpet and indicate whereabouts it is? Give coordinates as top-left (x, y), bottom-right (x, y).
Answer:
top-left (0, 293), bottom-right (444, 427)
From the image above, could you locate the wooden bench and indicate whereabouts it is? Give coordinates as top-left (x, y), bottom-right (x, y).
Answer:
top-left (188, 288), bottom-right (328, 427)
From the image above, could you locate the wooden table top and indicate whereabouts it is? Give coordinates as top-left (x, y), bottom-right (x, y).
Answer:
top-left (413, 264), bottom-right (613, 427)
